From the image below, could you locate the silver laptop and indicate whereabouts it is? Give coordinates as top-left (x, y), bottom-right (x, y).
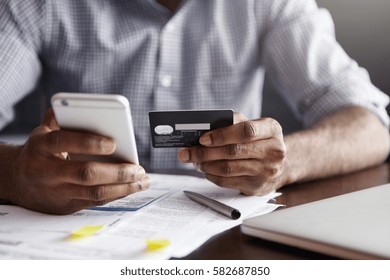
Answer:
top-left (241, 184), bottom-right (390, 259)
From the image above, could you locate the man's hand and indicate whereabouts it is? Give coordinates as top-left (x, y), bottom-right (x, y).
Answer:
top-left (178, 113), bottom-right (287, 195)
top-left (178, 107), bottom-right (390, 196)
top-left (5, 109), bottom-right (149, 214)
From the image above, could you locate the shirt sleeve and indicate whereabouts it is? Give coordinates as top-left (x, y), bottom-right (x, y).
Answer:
top-left (0, 0), bottom-right (44, 130)
top-left (259, 0), bottom-right (389, 128)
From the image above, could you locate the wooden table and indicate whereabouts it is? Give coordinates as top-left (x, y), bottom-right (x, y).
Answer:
top-left (176, 164), bottom-right (390, 259)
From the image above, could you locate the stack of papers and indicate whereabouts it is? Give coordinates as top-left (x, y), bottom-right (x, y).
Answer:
top-left (0, 174), bottom-right (282, 259)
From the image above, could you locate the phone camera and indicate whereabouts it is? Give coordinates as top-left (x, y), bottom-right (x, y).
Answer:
top-left (61, 99), bottom-right (69, 106)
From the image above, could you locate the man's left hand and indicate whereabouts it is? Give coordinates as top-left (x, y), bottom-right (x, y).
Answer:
top-left (178, 113), bottom-right (287, 195)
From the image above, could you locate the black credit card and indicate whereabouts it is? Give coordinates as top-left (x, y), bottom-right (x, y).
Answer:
top-left (149, 110), bottom-right (233, 148)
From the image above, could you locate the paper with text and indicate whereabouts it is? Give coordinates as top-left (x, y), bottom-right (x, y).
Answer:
top-left (0, 173), bottom-right (282, 259)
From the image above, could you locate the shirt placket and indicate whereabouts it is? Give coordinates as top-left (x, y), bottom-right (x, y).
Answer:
top-left (150, 13), bottom-right (188, 169)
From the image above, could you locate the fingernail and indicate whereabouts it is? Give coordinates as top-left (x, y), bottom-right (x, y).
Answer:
top-left (135, 166), bottom-right (146, 180)
top-left (101, 139), bottom-right (115, 153)
top-left (141, 177), bottom-right (150, 190)
top-left (200, 134), bottom-right (212, 146)
top-left (142, 184), bottom-right (149, 190)
top-left (179, 149), bottom-right (190, 162)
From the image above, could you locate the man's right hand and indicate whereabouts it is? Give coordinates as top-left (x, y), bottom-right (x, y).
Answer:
top-left (4, 109), bottom-right (149, 214)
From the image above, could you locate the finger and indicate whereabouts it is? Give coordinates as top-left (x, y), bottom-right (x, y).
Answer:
top-left (59, 198), bottom-right (121, 215)
top-left (233, 112), bottom-right (248, 124)
top-left (58, 161), bottom-right (146, 186)
top-left (200, 158), bottom-right (283, 179)
top-left (28, 176), bottom-right (150, 215)
top-left (26, 109), bottom-right (59, 140)
top-left (68, 176), bottom-right (150, 201)
top-left (31, 129), bottom-right (116, 155)
top-left (199, 118), bottom-right (283, 147)
top-left (197, 159), bottom-right (263, 177)
top-left (205, 174), bottom-right (274, 196)
top-left (205, 173), bottom-right (257, 192)
top-left (41, 108), bottom-right (59, 130)
top-left (179, 138), bottom-right (285, 162)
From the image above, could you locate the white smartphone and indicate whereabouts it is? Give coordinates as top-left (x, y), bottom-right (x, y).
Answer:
top-left (51, 92), bottom-right (139, 164)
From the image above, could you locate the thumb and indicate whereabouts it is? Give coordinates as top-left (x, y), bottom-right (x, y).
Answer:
top-left (41, 108), bottom-right (59, 130)
top-left (233, 112), bottom-right (249, 124)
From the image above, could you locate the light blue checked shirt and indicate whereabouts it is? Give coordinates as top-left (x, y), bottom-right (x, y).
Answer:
top-left (0, 0), bottom-right (389, 169)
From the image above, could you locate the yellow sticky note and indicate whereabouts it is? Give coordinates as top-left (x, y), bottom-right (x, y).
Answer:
top-left (145, 239), bottom-right (171, 251)
top-left (67, 225), bottom-right (104, 241)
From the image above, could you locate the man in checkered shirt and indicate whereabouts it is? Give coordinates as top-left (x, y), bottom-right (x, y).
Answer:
top-left (0, 0), bottom-right (389, 214)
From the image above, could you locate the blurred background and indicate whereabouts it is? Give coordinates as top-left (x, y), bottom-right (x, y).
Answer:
top-left (1, 0), bottom-right (390, 135)
top-left (263, 0), bottom-right (390, 133)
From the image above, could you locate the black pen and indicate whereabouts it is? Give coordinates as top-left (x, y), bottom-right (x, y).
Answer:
top-left (183, 190), bottom-right (241, 220)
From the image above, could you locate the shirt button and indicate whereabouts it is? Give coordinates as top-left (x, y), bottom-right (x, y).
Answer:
top-left (160, 75), bottom-right (173, 88)
top-left (165, 23), bottom-right (176, 32)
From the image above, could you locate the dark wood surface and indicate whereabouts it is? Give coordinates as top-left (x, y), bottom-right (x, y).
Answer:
top-left (175, 164), bottom-right (390, 260)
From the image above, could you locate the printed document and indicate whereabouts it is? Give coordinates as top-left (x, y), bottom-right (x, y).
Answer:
top-left (0, 173), bottom-right (281, 259)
